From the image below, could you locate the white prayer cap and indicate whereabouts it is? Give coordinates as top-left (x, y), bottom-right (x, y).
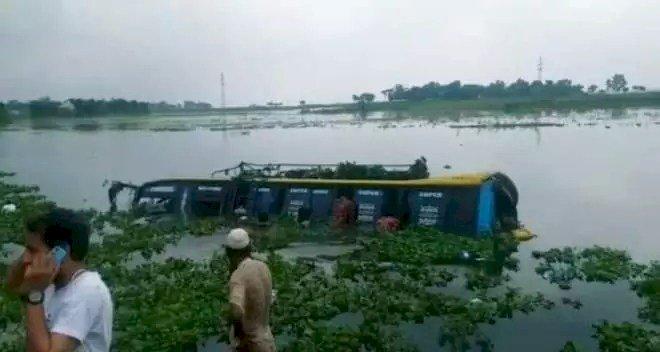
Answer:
top-left (225, 228), bottom-right (250, 249)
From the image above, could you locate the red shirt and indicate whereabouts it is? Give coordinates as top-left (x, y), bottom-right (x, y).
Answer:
top-left (332, 198), bottom-right (356, 228)
top-left (377, 216), bottom-right (400, 232)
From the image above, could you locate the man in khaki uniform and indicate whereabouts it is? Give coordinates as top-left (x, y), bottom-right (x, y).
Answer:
top-left (225, 228), bottom-right (276, 352)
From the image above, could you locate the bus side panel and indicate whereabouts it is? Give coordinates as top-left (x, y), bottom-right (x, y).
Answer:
top-left (282, 187), bottom-right (311, 218)
top-left (476, 181), bottom-right (495, 237)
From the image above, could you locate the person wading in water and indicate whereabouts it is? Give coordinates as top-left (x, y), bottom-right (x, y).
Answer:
top-left (225, 228), bottom-right (276, 352)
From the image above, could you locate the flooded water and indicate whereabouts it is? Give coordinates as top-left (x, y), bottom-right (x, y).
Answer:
top-left (1, 109), bottom-right (659, 351)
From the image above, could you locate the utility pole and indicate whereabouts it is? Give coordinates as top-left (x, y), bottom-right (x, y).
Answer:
top-left (537, 57), bottom-right (543, 82)
top-left (220, 73), bottom-right (226, 108)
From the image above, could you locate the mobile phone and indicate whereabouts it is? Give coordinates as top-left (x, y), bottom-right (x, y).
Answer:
top-left (52, 243), bottom-right (69, 267)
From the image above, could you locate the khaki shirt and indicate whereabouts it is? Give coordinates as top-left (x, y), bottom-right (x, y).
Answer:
top-left (229, 258), bottom-right (275, 352)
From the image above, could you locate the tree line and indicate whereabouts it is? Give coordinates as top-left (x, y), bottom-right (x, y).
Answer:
top-left (1, 98), bottom-right (219, 118)
top-left (24, 97), bottom-right (150, 118)
top-left (0, 103), bottom-right (10, 125)
top-left (381, 79), bottom-right (586, 101)
top-left (372, 74), bottom-right (646, 102)
top-left (70, 98), bottom-right (149, 117)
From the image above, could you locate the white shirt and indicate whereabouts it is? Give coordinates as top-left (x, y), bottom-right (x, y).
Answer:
top-left (44, 271), bottom-right (113, 352)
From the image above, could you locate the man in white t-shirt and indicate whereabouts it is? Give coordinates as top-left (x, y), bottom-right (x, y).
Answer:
top-left (6, 208), bottom-right (113, 352)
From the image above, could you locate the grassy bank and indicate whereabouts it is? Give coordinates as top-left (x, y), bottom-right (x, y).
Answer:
top-left (8, 92), bottom-right (660, 121)
top-left (302, 92), bottom-right (660, 117)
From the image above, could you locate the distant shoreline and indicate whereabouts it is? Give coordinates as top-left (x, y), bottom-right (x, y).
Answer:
top-left (297, 92), bottom-right (660, 116)
top-left (4, 92), bottom-right (660, 120)
top-left (176, 92), bottom-right (660, 117)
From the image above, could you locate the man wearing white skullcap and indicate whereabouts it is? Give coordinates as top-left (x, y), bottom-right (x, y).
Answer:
top-left (224, 228), bottom-right (275, 352)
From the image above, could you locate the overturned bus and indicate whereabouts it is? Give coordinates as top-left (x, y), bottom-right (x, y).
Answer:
top-left (125, 171), bottom-right (519, 237)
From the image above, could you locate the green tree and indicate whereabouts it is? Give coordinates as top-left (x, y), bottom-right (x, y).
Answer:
top-left (381, 89), bottom-right (393, 101)
top-left (483, 80), bottom-right (507, 98)
top-left (352, 92), bottom-right (375, 114)
top-left (360, 92), bottom-right (375, 102)
top-left (0, 103), bottom-right (10, 125)
top-left (587, 84), bottom-right (598, 94)
top-left (632, 85), bottom-right (646, 92)
top-left (529, 80), bottom-right (545, 96)
top-left (507, 78), bottom-right (531, 96)
top-left (606, 74), bottom-right (627, 93)
top-left (352, 93), bottom-right (375, 103)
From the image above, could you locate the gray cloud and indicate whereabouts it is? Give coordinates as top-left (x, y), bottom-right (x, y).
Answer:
top-left (1, 0), bottom-right (659, 105)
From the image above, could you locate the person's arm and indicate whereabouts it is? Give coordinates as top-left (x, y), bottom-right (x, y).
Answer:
top-left (22, 253), bottom-right (82, 352)
top-left (26, 304), bottom-right (79, 352)
top-left (228, 278), bottom-right (246, 340)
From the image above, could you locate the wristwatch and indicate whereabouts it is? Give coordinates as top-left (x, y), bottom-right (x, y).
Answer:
top-left (23, 290), bottom-right (44, 305)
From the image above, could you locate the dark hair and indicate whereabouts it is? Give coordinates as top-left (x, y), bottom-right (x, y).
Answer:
top-left (25, 207), bottom-right (91, 261)
top-left (337, 188), bottom-right (354, 199)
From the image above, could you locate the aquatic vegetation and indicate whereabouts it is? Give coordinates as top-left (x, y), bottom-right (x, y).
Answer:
top-left (0, 274), bottom-right (23, 351)
top-left (0, 176), bottom-right (55, 245)
top-left (90, 222), bottom-right (180, 263)
top-left (104, 256), bottom-right (230, 351)
top-left (351, 227), bottom-right (503, 266)
top-left (72, 122), bottom-right (102, 131)
top-left (1, 174), bottom-right (657, 351)
top-left (534, 261), bottom-right (580, 289)
top-left (437, 287), bottom-right (554, 351)
top-left (465, 270), bottom-right (510, 291)
top-left (280, 322), bottom-right (418, 352)
top-left (303, 92), bottom-right (660, 117)
top-left (532, 246), bottom-right (647, 289)
top-left (630, 262), bottom-right (659, 324)
top-left (252, 216), bottom-right (308, 249)
top-left (561, 297), bottom-right (583, 310)
top-left (560, 341), bottom-right (586, 352)
top-left (272, 243), bottom-right (553, 351)
top-left (149, 126), bottom-right (194, 132)
top-left (580, 247), bottom-right (647, 283)
top-left (250, 216), bottom-right (354, 250)
top-left (593, 321), bottom-right (659, 352)
top-left (186, 217), bottom-right (229, 237)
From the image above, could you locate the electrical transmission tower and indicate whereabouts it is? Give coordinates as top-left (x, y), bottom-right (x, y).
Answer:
top-left (220, 73), bottom-right (226, 108)
top-left (537, 57), bottom-right (543, 82)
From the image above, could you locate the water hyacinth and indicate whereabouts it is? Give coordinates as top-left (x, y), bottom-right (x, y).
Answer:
top-left (1, 173), bottom-right (657, 351)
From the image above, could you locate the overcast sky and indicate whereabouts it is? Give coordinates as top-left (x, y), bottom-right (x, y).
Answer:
top-left (1, 0), bottom-right (659, 106)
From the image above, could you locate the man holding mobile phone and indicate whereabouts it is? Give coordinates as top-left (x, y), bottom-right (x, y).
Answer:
top-left (5, 207), bottom-right (113, 352)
